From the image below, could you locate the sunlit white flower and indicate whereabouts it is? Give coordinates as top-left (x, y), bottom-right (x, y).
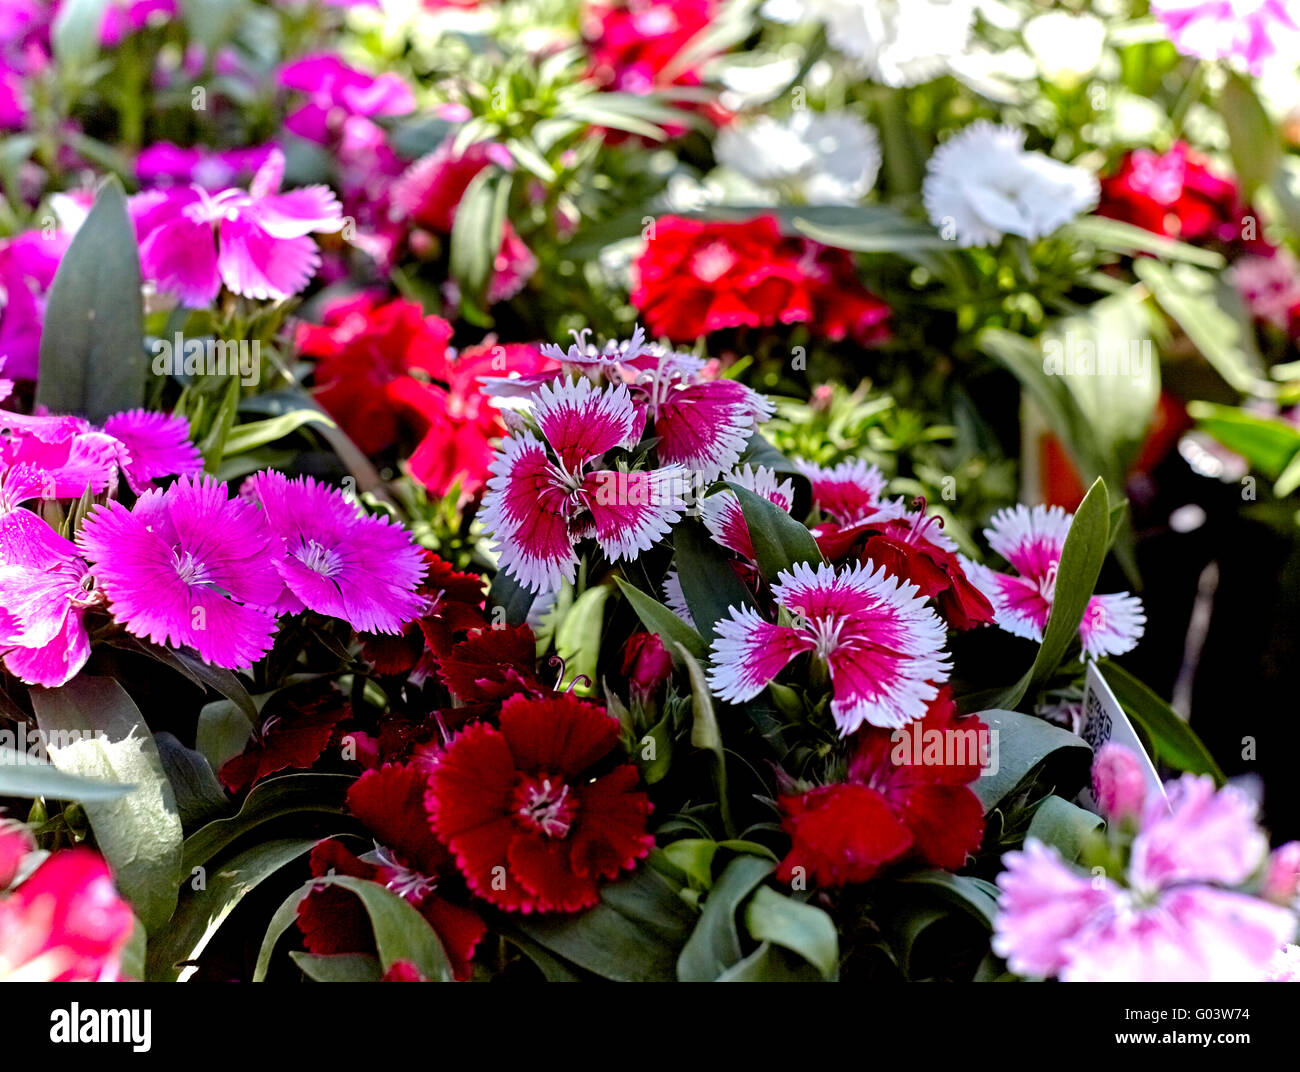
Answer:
top-left (714, 111), bottom-right (881, 204)
top-left (762, 0), bottom-right (977, 87)
top-left (1023, 11), bottom-right (1107, 85)
top-left (922, 121), bottom-right (1099, 247)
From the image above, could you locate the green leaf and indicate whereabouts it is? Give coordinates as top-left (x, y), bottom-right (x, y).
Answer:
top-left (614, 577), bottom-right (708, 663)
top-left (1064, 216), bottom-right (1225, 269)
top-left (289, 952), bottom-right (384, 982)
top-left (1026, 795), bottom-right (1102, 862)
top-left (673, 519), bottom-right (757, 644)
top-left (181, 772), bottom-right (352, 875)
top-left (146, 837), bottom-right (319, 981)
top-left (1040, 290), bottom-right (1161, 483)
top-left (737, 430), bottom-right (804, 479)
top-left (36, 177), bottom-right (146, 422)
top-left (52, 0), bottom-right (110, 70)
top-left (303, 875), bottom-right (454, 982)
top-left (791, 203), bottom-right (949, 253)
top-left (112, 638), bottom-right (259, 723)
top-left (513, 866), bottom-right (698, 982)
top-left (894, 871), bottom-right (999, 931)
top-left (987, 478), bottom-right (1111, 709)
top-left (31, 677), bottom-right (183, 931)
top-left (677, 854), bottom-right (774, 981)
top-left (728, 482), bottom-right (824, 583)
top-left (195, 698), bottom-right (257, 773)
top-left (743, 886), bottom-right (838, 979)
top-left (1188, 401), bottom-right (1300, 479)
top-left (656, 839), bottom-right (720, 890)
top-left (1135, 260), bottom-right (1269, 395)
top-left (449, 166), bottom-right (512, 324)
top-left (715, 941), bottom-right (825, 981)
top-left (676, 644), bottom-right (734, 838)
top-left (0, 747), bottom-right (133, 802)
top-left (222, 409), bottom-right (335, 455)
top-left (1221, 71), bottom-right (1280, 196)
top-left (1097, 661), bottom-right (1224, 780)
top-left (971, 709), bottom-right (1093, 813)
top-left (488, 567), bottom-right (535, 628)
top-left (154, 732), bottom-right (229, 830)
top-left (554, 583), bottom-right (612, 695)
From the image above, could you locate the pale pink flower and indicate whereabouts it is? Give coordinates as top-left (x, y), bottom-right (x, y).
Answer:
top-left (1152, 0), bottom-right (1300, 75)
top-left (995, 775), bottom-right (1295, 982)
top-left (1091, 741), bottom-right (1148, 824)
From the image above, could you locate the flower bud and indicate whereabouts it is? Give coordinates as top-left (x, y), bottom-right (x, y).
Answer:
top-left (1263, 842), bottom-right (1300, 905)
top-left (1091, 742), bottom-right (1147, 823)
top-left (621, 632), bottom-right (674, 703)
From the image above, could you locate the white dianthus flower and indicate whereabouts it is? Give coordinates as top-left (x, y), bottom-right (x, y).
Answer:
top-left (714, 111), bottom-right (881, 204)
top-left (762, 0), bottom-right (977, 87)
top-left (922, 121), bottom-right (1099, 247)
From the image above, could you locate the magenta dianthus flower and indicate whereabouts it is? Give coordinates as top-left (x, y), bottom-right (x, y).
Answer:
top-left (77, 475), bottom-right (284, 668)
top-left (247, 470), bottom-right (427, 634)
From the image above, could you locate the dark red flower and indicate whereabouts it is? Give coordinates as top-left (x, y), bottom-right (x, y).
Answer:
top-left (632, 215), bottom-right (890, 344)
top-left (1097, 142), bottom-right (1270, 255)
top-left (621, 631), bottom-right (674, 702)
top-left (777, 688), bottom-right (987, 888)
top-left (362, 550), bottom-right (486, 676)
top-left (861, 512), bottom-right (993, 632)
top-left (426, 693), bottom-right (654, 913)
top-left (218, 696), bottom-right (351, 794)
top-left (296, 763), bottom-right (486, 981)
top-left (435, 623), bottom-right (548, 704)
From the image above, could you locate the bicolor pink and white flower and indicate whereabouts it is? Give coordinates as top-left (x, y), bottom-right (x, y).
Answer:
top-left (994, 760), bottom-right (1296, 982)
top-left (77, 474), bottom-right (285, 668)
top-left (0, 515), bottom-right (103, 687)
top-left (480, 376), bottom-right (688, 593)
top-left (1152, 0), bottom-right (1300, 76)
top-left (700, 464), bottom-right (795, 560)
top-left (798, 457), bottom-right (889, 525)
top-left (484, 330), bottom-right (772, 481)
top-left (963, 504), bottom-right (1145, 658)
top-left (248, 470), bottom-right (427, 634)
top-left (708, 560), bottom-right (951, 734)
top-left (132, 148), bottom-right (344, 305)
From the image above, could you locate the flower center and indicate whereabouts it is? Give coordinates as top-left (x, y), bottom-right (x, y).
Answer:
top-left (295, 538), bottom-right (342, 577)
top-left (365, 844), bottom-right (438, 903)
top-left (806, 614), bottom-right (847, 660)
top-left (172, 549), bottom-right (212, 587)
top-left (511, 774), bottom-right (576, 839)
top-left (691, 242), bottom-right (738, 283)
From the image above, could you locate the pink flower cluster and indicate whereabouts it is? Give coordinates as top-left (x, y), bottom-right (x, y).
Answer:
top-left (0, 407), bottom-right (428, 684)
top-left (994, 743), bottom-right (1299, 981)
top-left (479, 327), bottom-right (772, 593)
